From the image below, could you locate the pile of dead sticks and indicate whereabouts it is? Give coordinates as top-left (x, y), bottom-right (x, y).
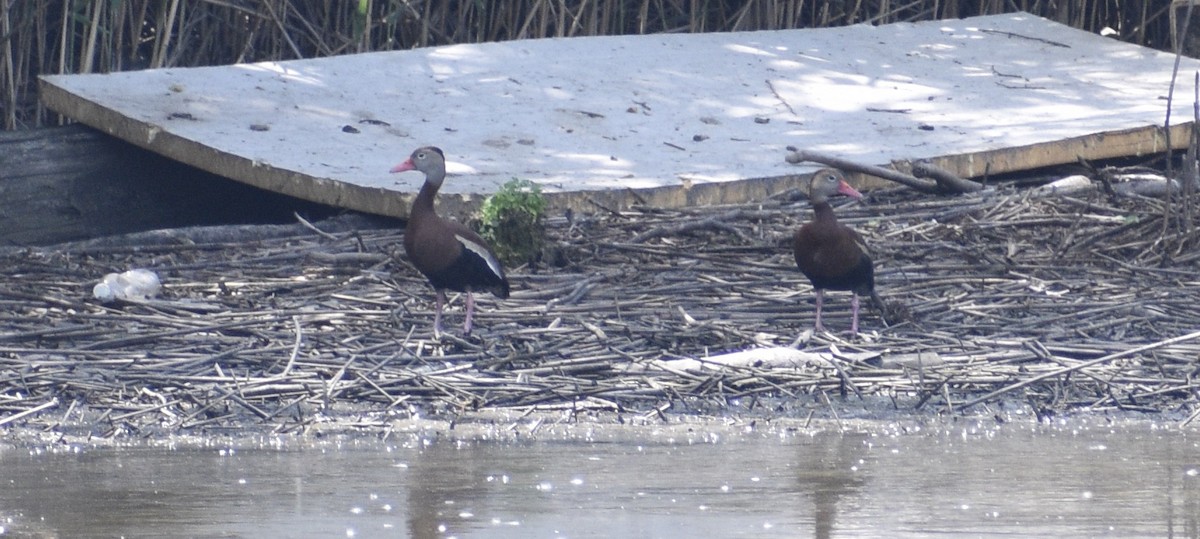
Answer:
top-left (3, 173), bottom-right (1200, 439)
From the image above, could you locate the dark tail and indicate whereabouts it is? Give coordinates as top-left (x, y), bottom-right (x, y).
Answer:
top-left (490, 279), bottom-right (511, 299)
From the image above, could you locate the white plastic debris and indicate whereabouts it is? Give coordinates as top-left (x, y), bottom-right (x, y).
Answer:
top-left (1032, 174), bottom-right (1092, 197)
top-left (93, 269), bottom-right (161, 303)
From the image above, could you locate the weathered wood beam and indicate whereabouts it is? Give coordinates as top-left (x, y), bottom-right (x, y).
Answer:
top-left (0, 124), bottom-right (337, 245)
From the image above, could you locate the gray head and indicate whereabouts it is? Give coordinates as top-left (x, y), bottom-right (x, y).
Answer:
top-left (808, 168), bottom-right (863, 205)
top-left (389, 146), bottom-right (447, 186)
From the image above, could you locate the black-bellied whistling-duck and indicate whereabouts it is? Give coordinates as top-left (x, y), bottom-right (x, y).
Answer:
top-left (793, 168), bottom-right (878, 334)
top-left (390, 146), bottom-right (510, 335)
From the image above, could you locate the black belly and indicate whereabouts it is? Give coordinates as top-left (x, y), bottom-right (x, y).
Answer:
top-left (424, 250), bottom-right (508, 296)
top-left (804, 256), bottom-right (874, 295)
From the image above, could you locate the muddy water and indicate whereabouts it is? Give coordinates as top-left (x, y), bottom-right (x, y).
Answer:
top-left (1, 420), bottom-right (1197, 538)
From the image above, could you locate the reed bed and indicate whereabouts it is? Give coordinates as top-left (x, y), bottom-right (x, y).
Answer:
top-left (3, 169), bottom-right (1200, 440)
top-left (0, 0), bottom-right (1182, 130)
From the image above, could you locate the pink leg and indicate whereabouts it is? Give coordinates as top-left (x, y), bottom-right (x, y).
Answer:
top-left (850, 293), bottom-right (861, 335)
top-left (813, 289), bottom-right (826, 332)
top-left (433, 289), bottom-right (446, 335)
top-left (463, 291), bottom-right (476, 335)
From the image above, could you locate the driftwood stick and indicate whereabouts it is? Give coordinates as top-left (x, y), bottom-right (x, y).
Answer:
top-left (785, 148), bottom-right (939, 192)
top-left (294, 211), bottom-right (339, 240)
top-left (911, 160), bottom-right (985, 192)
top-left (630, 209), bottom-right (756, 243)
top-left (632, 346), bottom-right (828, 372)
top-left (280, 316), bottom-right (302, 377)
top-left (0, 397), bottom-right (59, 427)
top-left (959, 329), bottom-right (1200, 410)
top-left (630, 216), bottom-right (744, 243)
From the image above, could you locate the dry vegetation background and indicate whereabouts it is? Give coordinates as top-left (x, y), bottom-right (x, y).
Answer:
top-left (0, 0), bottom-right (1185, 130)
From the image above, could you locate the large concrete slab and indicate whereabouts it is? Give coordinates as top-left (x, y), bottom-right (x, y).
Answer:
top-left (39, 13), bottom-right (1195, 218)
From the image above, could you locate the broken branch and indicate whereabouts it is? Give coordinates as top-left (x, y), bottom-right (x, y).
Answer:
top-left (785, 149), bottom-right (938, 192)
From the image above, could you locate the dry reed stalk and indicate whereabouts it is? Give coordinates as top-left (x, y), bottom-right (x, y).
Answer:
top-left (0, 2), bottom-right (14, 130)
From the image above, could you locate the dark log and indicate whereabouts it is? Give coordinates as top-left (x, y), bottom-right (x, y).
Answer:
top-left (785, 148), bottom-right (985, 194)
top-left (0, 124), bottom-right (337, 246)
top-left (785, 148), bottom-right (939, 192)
top-left (911, 160), bottom-right (986, 193)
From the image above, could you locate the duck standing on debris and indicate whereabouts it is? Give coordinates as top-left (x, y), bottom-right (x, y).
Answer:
top-left (390, 146), bottom-right (510, 335)
top-left (793, 168), bottom-right (881, 334)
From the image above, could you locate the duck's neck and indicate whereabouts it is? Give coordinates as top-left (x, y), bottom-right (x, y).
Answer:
top-left (812, 201), bottom-right (836, 223)
top-left (412, 173), bottom-right (443, 217)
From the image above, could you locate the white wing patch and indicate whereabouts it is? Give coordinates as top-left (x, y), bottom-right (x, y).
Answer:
top-left (456, 234), bottom-right (505, 278)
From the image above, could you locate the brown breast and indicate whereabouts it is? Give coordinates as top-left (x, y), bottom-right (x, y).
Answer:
top-left (794, 202), bottom-right (874, 293)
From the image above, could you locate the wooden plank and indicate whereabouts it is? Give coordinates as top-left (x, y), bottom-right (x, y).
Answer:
top-left (36, 77), bottom-right (811, 218)
top-left (37, 13), bottom-right (1200, 219)
top-left (35, 82), bottom-right (412, 218)
top-left (0, 124), bottom-right (338, 245)
top-left (904, 123), bottom-right (1191, 181)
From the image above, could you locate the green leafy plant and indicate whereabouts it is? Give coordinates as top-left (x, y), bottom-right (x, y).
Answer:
top-left (478, 178), bottom-right (547, 266)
